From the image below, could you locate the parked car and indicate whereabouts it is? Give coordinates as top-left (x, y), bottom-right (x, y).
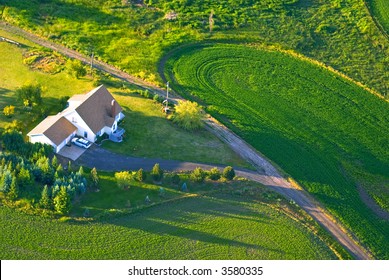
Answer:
top-left (71, 137), bottom-right (92, 149)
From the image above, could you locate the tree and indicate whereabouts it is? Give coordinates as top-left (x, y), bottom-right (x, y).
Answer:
top-left (135, 168), bottom-right (146, 182)
top-left (223, 166), bottom-right (235, 180)
top-left (16, 83), bottom-right (43, 107)
top-left (191, 167), bottom-right (206, 183)
top-left (209, 9), bottom-right (215, 33)
top-left (151, 163), bottom-right (163, 181)
top-left (89, 167), bottom-right (99, 188)
top-left (53, 186), bottom-right (71, 215)
top-left (114, 171), bottom-right (132, 189)
top-left (8, 176), bottom-right (18, 201)
top-left (51, 155), bottom-right (58, 169)
top-left (39, 185), bottom-right (52, 209)
top-left (17, 167), bottom-right (33, 189)
top-left (66, 59), bottom-right (87, 79)
top-left (173, 101), bottom-right (204, 130)
top-left (208, 167), bottom-right (221, 180)
top-left (3, 105), bottom-right (15, 117)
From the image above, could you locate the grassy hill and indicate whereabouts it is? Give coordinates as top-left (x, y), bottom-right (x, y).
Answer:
top-left (1, 0), bottom-right (387, 96)
top-left (164, 43), bottom-right (389, 259)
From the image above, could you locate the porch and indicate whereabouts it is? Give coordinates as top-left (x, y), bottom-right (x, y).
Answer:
top-left (109, 127), bottom-right (125, 142)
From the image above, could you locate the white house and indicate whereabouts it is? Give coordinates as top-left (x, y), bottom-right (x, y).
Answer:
top-left (27, 85), bottom-right (125, 153)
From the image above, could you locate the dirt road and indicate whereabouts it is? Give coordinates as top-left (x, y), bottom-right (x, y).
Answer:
top-left (0, 21), bottom-right (372, 259)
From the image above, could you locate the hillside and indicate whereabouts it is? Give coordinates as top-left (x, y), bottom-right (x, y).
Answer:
top-left (0, 0), bottom-right (387, 96)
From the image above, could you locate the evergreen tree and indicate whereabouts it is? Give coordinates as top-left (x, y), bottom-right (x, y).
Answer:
top-left (17, 167), bottom-right (33, 189)
top-left (151, 163), bottom-right (163, 181)
top-left (89, 167), bottom-right (99, 188)
top-left (77, 166), bottom-right (84, 176)
top-left (54, 186), bottom-right (71, 215)
top-left (56, 164), bottom-right (64, 177)
top-left (51, 155), bottom-right (58, 169)
top-left (8, 176), bottom-right (18, 201)
top-left (135, 168), bottom-right (146, 182)
top-left (39, 185), bottom-right (52, 210)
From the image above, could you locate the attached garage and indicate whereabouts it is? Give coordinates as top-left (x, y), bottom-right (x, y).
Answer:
top-left (27, 115), bottom-right (77, 153)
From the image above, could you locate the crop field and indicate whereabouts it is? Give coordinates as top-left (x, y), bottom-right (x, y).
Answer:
top-left (368, 0), bottom-right (389, 34)
top-left (164, 44), bottom-right (389, 258)
top-left (1, 0), bottom-right (388, 96)
top-left (0, 189), bottom-right (338, 260)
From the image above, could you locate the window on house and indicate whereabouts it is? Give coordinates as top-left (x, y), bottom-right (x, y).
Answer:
top-left (72, 117), bottom-right (77, 123)
top-left (84, 131), bottom-right (88, 138)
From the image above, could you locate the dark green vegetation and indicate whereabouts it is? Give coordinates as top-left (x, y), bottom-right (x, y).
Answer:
top-left (164, 44), bottom-right (389, 258)
top-left (367, 0), bottom-right (389, 34)
top-left (0, 182), bottom-right (340, 259)
top-left (1, 0), bottom-right (387, 96)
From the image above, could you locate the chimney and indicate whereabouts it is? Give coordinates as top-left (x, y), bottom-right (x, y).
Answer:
top-left (111, 99), bottom-right (116, 117)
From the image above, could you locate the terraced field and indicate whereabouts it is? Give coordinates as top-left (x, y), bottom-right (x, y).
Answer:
top-left (0, 192), bottom-right (337, 259)
top-left (368, 0), bottom-right (389, 34)
top-left (164, 44), bottom-right (389, 258)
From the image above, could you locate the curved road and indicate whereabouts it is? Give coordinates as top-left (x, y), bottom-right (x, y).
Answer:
top-left (0, 21), bottom-right (372, 259)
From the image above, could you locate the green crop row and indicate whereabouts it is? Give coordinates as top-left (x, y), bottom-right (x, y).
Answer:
top-left (165, 44), bottom-right (389, 259)
top-left (367, 0), bottom-right (389, 35)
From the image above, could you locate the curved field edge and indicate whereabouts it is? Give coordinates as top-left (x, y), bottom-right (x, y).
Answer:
top-left (163, 43), bottom-right (389, 259)
top-left (365, 0), bottom-right (389, 37)
top-left (0, 192), bottom-right (338, 260)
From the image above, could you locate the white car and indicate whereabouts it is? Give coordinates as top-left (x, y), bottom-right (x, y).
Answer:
top-left (71, 137), bottom-right (92, 149)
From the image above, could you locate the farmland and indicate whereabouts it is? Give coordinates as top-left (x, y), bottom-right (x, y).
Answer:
top-left (164, 44), bottom-right (389, 258)
top-left (1, 0), bottom-right (388, 96)
top-left (368, 0), bottom-right (389, 34)
top-left (0, 183), bottom-right (339, 260)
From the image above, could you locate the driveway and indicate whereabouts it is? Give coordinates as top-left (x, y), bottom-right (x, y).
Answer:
top-left (57, 144), bottom-right (88, 161)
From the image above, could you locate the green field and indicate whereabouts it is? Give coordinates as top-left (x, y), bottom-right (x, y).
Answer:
top-left (368, 0), bottom-right (389, 34)
top-left (0, 189), bottom-right (338, 260)
top-left (1, 0), bottom-right (387, 96)
top-left (0, 38), bottom-right (246, 166)
top-left (164, 44), bottom-right (389, 258)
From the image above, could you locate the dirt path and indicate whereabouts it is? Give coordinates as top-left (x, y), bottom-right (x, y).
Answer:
top-left (1, 21), bottom-right (372, 259)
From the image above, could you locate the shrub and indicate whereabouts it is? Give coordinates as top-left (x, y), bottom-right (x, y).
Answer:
top-left (190, 167), bottom-right (206, 183)
top-left (153, 94), bottom-right (161, 102)
top-left (89, 167), bottom-right (99, 188)
top-left (66, 59), bottom-right (87, 79)
top-left (171, 173), bottom-right (180, 184)
top-left (151, 163), bottom-right (163, 181)
top-left (114, 171), bottom-right (132, 189)
top-left (173, 100), bottom-right (204, 130)
top-left (3, 105), bottom-right (15, 117)
top-left (223, 166), bottom-right (235, 181)
top-left (208, 167), bottom-right (221, 180)
top-left (16, 83), bottom-right (43, 107)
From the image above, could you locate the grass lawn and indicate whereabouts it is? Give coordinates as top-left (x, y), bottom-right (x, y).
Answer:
top-left (165, 43), bottom-right (389, 259)
top-left (0, 179), bottom-right (341, 260)
top-left (0, 31), bottom-right (247, 167)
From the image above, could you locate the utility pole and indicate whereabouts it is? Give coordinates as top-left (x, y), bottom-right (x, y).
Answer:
top-left (90, 51), bottom-right (94, 73)
top-left (164, 81), bottom-right (169, 113)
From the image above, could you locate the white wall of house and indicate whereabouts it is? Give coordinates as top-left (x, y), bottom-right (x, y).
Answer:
top-left (29, 134), bottom-right (55, 147)
top-left (56, 131), bottom-right (77, 152)
top-left (29, 134), bottom-right (58, 152)
top-left (63, 111), bottom-right (96, 142)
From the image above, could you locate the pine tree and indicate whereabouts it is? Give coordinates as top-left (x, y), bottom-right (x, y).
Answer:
top-left (40, 185), bottom-right (52, 210)
top-left (77, 166), bottom-right (84, 176)
top-left (51, 155), bottom-right (58, 169)
top-left (8, 176), bottom-right (18, 201)
top-left (89, 167), bottom-right (99, 188)
top-left (136, 168), bottom-right (146, 182)
top-left (53, 186), bottom-right (71, 215)
top-left (151, 163), bottom-right (163, 181)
